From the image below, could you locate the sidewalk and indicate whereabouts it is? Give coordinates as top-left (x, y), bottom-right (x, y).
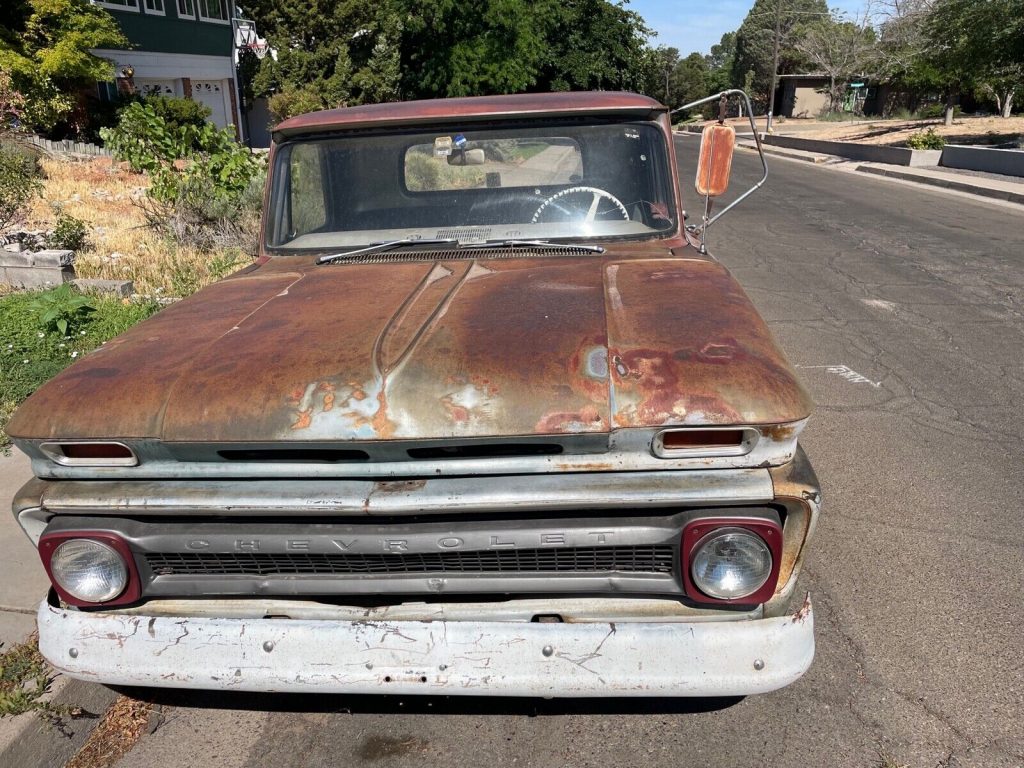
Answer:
top-left (0, 450), bottom-right (121, 768)
top-left (735, 138), bottom-right (1024, 204)
top-left (0, 450), bottom-right (49, 648)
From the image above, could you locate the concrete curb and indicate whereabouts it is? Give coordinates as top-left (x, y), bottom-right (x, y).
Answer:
top-left (857, 165), bottom-right (1024, 205)
top-left (0, 674), bottom-right (119, 768)
top-left (737, 141), bottom-right (832, 165)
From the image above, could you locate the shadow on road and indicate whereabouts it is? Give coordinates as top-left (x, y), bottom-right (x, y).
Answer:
top-left (114, 686), bottom-right (744, 717)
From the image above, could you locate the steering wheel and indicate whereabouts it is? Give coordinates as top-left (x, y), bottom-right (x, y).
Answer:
top-left (531, 186), bottom-right (630, 224)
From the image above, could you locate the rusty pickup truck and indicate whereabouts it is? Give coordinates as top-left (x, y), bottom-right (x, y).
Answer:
top-left (9, 90), bottom-right (819, 697)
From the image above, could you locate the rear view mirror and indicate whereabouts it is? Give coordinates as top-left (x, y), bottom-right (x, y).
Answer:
top-left (695, 124), bottom-right (735, 198)
top-left (448, 148), bottom-right (486, 166)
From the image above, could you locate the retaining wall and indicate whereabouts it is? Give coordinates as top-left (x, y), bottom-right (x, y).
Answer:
top-left (760, 134), bottom-right (942, 167)
top-left (940, 145), bottom-right (1024, 178)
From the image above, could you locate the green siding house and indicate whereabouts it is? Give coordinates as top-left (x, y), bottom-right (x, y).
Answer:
top-left (91, 0), bottom-right (244, 139)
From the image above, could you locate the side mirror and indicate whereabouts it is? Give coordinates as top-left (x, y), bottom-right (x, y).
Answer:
top-left (695, 124), bottom-right (736, 197)
top-left (448, 148), bottom-right (486, 166)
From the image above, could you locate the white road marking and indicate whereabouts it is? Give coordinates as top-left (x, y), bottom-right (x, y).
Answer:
top-left (861, 298), bottom-right (898, 312)
top-left (797, 364), bottom-right (882, 388)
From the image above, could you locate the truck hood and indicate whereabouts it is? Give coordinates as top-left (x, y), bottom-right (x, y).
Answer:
top-left (9, 255), bottom-right (811, 442)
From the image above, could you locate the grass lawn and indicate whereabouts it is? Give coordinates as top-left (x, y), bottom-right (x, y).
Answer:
top-left (0, 286), bottom-right (160, 451)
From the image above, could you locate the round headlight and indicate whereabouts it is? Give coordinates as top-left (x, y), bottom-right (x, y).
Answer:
top-left (690, 527), bottom-right (773, 600)
top-left (51, 539), bottom-right (128, 603)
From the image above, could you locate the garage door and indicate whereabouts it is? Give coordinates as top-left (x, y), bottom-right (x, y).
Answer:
top-left (191, 80), bottom-right (229, 128)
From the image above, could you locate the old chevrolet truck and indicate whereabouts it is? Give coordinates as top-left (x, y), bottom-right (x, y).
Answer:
top-left (9, 90), bottom-right (819, 697)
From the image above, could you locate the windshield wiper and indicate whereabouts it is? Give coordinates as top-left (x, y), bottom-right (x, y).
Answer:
top-left (463, 239), bottom-right (605, 254)
top-left (316, 238), bottom-right (460, 265)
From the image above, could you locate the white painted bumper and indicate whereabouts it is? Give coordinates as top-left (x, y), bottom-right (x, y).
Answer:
top-left (37, 598), bottom-right (814, 697)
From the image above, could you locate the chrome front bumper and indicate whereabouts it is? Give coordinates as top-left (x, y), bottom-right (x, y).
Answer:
top-left (37, 596), bottom-right (814, 697)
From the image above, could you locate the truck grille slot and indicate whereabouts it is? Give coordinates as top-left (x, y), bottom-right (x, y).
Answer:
top-left (145, 546), bottom-right (675, 576)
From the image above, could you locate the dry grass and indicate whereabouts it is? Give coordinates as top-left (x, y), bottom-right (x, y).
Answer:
top-left (787, 115), bottom-right (1024, 146)
top-left (24, 156), bottom-right (246, 296)
top-left (64, 695), bottom-right (153, 768)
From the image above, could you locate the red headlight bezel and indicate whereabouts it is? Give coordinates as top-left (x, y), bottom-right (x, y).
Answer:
top-left (681, 517), bottom-right (783, 606)
top-left (38, 531), bottom-right (142, 608)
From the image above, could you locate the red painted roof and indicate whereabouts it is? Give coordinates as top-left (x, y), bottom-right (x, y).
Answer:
top-left (274, 91), bottom-right (666, 136)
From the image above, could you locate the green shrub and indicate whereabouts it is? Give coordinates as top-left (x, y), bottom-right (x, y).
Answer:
top-left (26, 283), bottom-right (96, 336)
top-left (905, 128), bottom-right (946, 150)
top-left (101, 100), bottom-right (264, 253)
top-left (99, 100), bottom-right (193, 174)
top-left (47, 208), bottom-right (90, 251)
top-left (915, 104), bottom-right (961, 120)
top-left (0, 287), bottom-right (160, 451)
top-left (0, 142), bottom-right (43, 231)
top-left (142, 95), bottom-right (211, 132)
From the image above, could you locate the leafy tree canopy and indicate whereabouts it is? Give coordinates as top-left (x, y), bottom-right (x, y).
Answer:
top-left (0, 0), bottom-right (127, 133)
top-left (730, 0), bottom-right (829, 108)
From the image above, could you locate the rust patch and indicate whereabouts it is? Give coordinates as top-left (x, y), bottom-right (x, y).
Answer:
top-left (761, 423), bottom-right (797, 442)
top-left (791, 593), bottom-right (812, 624)
top-left (556, 461), bottom-right (614, 471)
top-left (372, 479), bottom-right (428, 494)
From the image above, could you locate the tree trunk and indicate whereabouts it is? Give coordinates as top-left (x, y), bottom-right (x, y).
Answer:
top-left (944, 90), bottom-right (957, 126)
top-left (1002, 91), bottom-right (1014, 118)
top-left (829, 75), bottom-right (836, 112)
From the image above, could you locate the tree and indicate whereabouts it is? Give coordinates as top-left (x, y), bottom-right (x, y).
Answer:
top-left (705, 32), bottom-right (737, 93)
top-left (921, 0), bottom-right (1024, 124)
top-left (730, 0), bottom-right (829, 112)
top-left (650, 46), bottom-right (680, 105)
top-left (795, 12), bottom-right (878, 113)
top-left (394, 0), bottom-right (554, 98)
top-left (672, 52), bottom-right (709, 109)
top-left (0, 0), bottom-right (127, 135)
top-left (245, 0), bottom-right (393, 115)
top-left (534, 0), bottom-right (653, 93)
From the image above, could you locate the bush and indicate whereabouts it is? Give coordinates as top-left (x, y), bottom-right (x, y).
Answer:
top-left (99, 101), bottom-right (193, 174)
top-left (142, 95), bottom-right (211, 132)
top-left (47, 208), bottom-right (90, 251)
top-left (0, 141), bottom-right (43, 231)
top-left (0, 286), bottom-right (160, 450)
top-left (267, 87), bottom-right (328, 123)
top-left (101, 101), bottom-right (264, 253)
top-left (915, 104), bottom-right (962, 120)
top-left (905, 128), bottom-right (946, 150)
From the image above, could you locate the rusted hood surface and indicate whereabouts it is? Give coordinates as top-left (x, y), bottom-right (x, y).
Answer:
top-left (9, 256), bottom-right (811, 442)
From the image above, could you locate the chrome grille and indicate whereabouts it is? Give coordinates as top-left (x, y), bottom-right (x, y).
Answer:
top-left (146, 546), bottom-right (675, 576)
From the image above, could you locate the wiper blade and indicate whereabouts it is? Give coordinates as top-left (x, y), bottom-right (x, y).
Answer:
top-left (316, 238), bottom-right (460, 265)
top-left (463, 239), bottom-right (605, 254)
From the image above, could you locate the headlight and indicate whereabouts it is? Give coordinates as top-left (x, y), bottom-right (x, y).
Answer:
top-left (690, 527), bottom-right (773, 600)
top-left (50, 539), bottom-right (128, 603)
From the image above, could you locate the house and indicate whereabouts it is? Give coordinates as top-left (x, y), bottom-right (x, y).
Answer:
top-left (90, 0), bottom-right (245, 139)
top-left (775, 74), bottom-right (831, 119)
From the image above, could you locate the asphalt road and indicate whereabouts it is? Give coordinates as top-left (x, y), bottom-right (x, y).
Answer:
top-left (112, 140), bottom-right (1024, 768)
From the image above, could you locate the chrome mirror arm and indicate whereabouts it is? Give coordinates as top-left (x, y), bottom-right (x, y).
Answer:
top-left (672, 90), bottom-right (768, 251)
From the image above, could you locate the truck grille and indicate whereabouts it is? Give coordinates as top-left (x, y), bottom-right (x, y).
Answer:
top-left (145, 546), bottom-right (675, 576)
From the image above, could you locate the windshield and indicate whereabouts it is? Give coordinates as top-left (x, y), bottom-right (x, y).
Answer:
top-left (266, 118), bottom-right (676, 252)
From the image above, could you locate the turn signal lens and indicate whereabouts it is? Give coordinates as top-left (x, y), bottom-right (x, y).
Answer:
top-left (50, 539), bottom-right (128, 603)
top-left (690, 528), bottom-right (772, 600)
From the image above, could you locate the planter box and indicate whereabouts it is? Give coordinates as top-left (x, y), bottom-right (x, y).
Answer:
top-left (761, 135), bottom-right (941, 167)
top-left (940, 145), bottom-right (1024, 178)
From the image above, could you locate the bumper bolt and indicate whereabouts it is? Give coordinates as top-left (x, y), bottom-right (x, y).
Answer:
top-left (69, 648), bottom-right (78, 659)
top-left (366, 662), bottom-right (373, 670)
top-left (263, 641), bottom-right (275, 653)
top-left (753, 659), bottom-right (765, 671)
top-left (438, 664), bottom-right (447, 671)
top-left (542, 645), bottom-right (554, 657)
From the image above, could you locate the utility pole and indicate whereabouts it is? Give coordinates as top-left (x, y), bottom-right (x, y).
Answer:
top-left (767, 0), bottom-right (782, 133)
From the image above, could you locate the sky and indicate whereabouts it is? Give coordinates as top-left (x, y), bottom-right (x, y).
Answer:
top-left (629, 0), bottom-right (867, 56)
